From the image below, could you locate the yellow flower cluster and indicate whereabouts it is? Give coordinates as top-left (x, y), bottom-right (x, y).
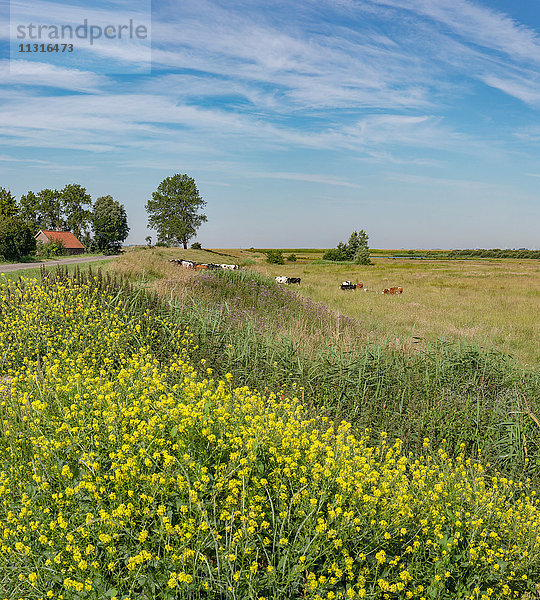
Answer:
top-left (0, 275), bottom-right (539, 599)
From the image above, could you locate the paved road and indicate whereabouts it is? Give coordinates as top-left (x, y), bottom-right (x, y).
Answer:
top-left (0, 255), bottom-right (119, 273)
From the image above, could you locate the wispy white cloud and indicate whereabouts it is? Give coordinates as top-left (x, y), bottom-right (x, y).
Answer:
top-left (246, 171), bottom-right (363, 188)
top-left (0, 89), bottom-right (462, 154)
top-left (385, 172), bottom-right (504, 193)
top-left (366, 0), bottom-right (540, 106)
top-left (2, 60), bottom-right (106, 92)
top-left (149, 0), bottom-right (435, 112)
top-left (370, 0), bottom-right (540, 64)
top-left (481, 73), bottom-right (540, 105)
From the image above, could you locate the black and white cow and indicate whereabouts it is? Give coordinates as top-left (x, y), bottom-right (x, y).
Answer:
top-left (275, 276), bottom-right (301, 285)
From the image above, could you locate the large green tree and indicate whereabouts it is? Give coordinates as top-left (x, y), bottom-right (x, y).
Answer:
top-left (61, 184), bottom-right (92, 239)
top-left (146, 174), bottom-right (207, 248)
top-left (19, 188), bottom-right (63, 232)
top-left (0, 188), bottom-right (18, 218)
top-left (92, 195), bottom-right (129, 253)
top-left (19, 185), bottom-right (91, 237)
top-left (0, 216), bottom-right (36, 260)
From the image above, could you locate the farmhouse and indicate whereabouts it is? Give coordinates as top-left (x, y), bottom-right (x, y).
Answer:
top-left (35, 230), bottom-right (85, 255)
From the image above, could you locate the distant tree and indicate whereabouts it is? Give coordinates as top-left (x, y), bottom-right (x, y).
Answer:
top-left (0, 188), bottom-right (18, 218)
top-left (354, 245), bottom-right (372, 265)
top-left (36, 188), bottom-right (63, 230)
top-left (146, 174), bottom-right (207, 249)
top-left (324, 229), bottom-right (372, 264)
top-left (19, 188), bottom-right (63, 232)
top-left (61, 184), bottom-right (92, 239)
top-left (266, 250), bottom-right (284, 264)
top-left (191, 241), bottom-right (202, 249)
top-left (0, 216), bottom-right (36, 260)
top-left (18, 191), bottom-right (40, 232)
top-left (352, 230), bottom-right (372, 265)
top-left (347, 230), bottom-right (369, 259)
top-left (92, 195), bottom-right (129, 253)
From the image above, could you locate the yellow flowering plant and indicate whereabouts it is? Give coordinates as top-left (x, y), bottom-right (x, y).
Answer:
top-left (0, 275), bottom-right (539, 599)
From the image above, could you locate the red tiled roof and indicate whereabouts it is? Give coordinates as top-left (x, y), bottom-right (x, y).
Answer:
top-left (39, 230), bottom-right (85, 249)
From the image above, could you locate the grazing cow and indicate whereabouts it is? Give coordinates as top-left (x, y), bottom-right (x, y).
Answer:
top-left (287, 277), bottom-right (301, 285)
top-left (169, 259), bottom-right (196, 268)
top-left (340, 280), bottom-right (357, 290)
top-left (206, 263), bottom-right (221, 270)
top-left (220, 264), bottom-right (239, 270)
top-left (275, 276), bottom-right (288, 284)
top-left (382, 287), bottom-right (403, 294)
top-left (195, 264), bottom-right (208, 270)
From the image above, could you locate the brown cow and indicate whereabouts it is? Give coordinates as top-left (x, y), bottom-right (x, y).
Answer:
top-left (194, 263), bottom-right (208, 270)
top-left (382, 287), bottom-right (403, 294)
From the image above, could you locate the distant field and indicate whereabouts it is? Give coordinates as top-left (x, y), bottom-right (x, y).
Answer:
top-left (251, 248), bottom-right (450, 258)
top-left (253, 255), bottom-right (540, 367)
top-left (250, 247), bottom-right (539, 260)
top-left (114, 247), bottom-right (539, 366)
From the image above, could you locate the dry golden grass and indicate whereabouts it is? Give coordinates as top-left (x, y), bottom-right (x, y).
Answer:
top-left (252, 256), bottom-right (539, 366)
top-left (111, 248), bottom-right (539, 366)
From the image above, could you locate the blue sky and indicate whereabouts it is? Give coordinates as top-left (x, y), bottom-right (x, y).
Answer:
top-left (0, 0), bottom-right (539, 248)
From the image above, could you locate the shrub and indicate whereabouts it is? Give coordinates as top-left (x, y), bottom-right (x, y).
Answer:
top-left (36, 239), bottom-right (66, 257)
top-left (323, 242), bottom-right (349, 261)
top-left (287, 253), bottom-right (297, 262)
top-left (266, 249), bottom-right (284, 264)
top-left (191, 241), bottom-right (202, 249)
top-left (0, 216), bottom-right (36, 260)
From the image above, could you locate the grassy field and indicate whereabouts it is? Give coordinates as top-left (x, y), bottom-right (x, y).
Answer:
top-left (115, 247), bottom-right (539, 366)
top-left (105, 248), bottom-right (540, 488)
top-left (253, 256), bottom-right (539, 367)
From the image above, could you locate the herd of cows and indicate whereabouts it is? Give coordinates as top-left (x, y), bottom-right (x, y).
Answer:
top-left (274, 277), bottom-right (403, 294)
top-left (169, 259), bottom-right (403, 294)
top-left (169, 259), bottom-right (239, 270)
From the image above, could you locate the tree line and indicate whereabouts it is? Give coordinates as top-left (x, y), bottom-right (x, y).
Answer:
top-left (448, 248), bottom-right (540, 259)
top-left (0, 185), bottom-right (129, 260)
